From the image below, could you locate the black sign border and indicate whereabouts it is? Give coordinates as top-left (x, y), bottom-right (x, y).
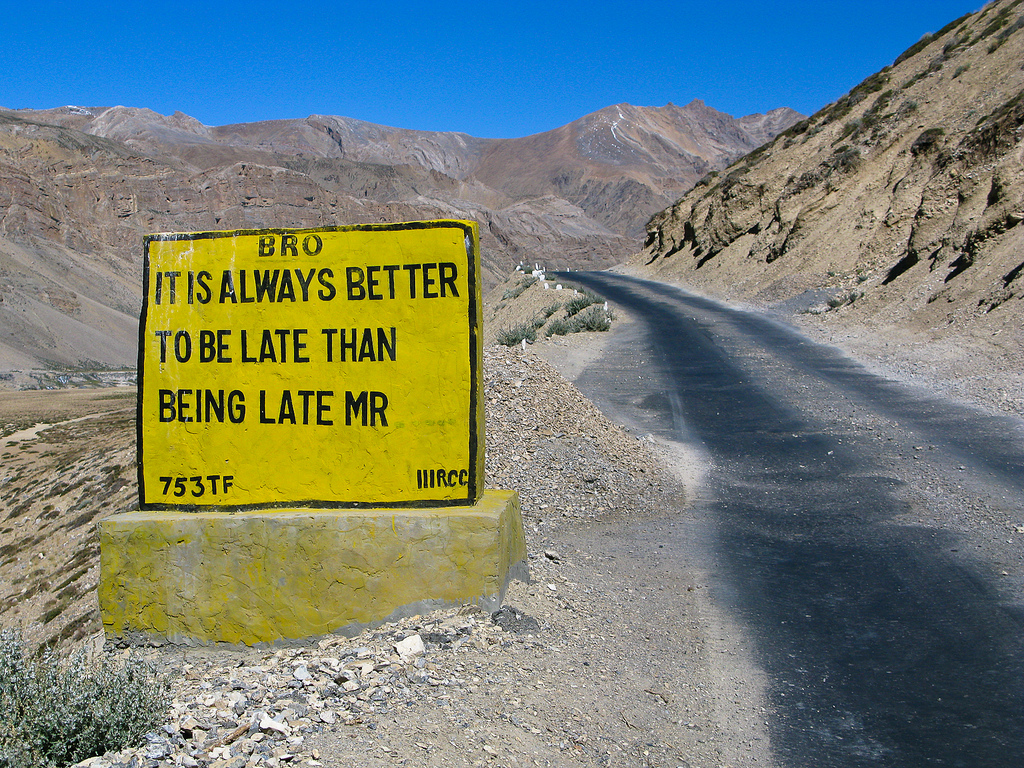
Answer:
top-left (137, 220), bottom-right (482, 511)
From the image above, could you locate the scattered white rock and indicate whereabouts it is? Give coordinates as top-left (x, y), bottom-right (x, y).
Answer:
top-left (395, 633), bottom-right (425, 662)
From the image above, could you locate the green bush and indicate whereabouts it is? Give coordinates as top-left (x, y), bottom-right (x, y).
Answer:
top-left (0, 630), bottom-right (168, 768)
top-left (545, 317), bottom-right (573, 337)
top-left (572, 305), bottom-right (613, 332)
top-left (546, 306), bottom-right (614, 336)
top-left (501, 277), bottom-right (534, 301)
top-left (563, 290), bottom-right (603, 317)
top-left (827, 291), bottom-right (863, 309)
top-left (496, 322), bottom-right (539, 346)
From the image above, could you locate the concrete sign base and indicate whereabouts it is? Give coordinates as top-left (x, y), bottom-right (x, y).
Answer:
top-left (99, 490), bottom-right (527, 646)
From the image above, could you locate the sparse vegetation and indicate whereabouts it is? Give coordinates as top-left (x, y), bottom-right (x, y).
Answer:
top-left (41, 606), bottom-right (64, 625)
top-left (894, 12), bottom-right (973, 66)
top-left (827, 291), bottom-right (863, 309)
top-left (839, 119), bottom-right (863, 142)
top-left (539, 304), bottom-right (560, 318)
top-left (544, 317), bottom-right (573, 337)
top-left (571, 305), bottom-right (614, 332)
top-left (901, 70), bottom-right (929, 91)
top-left (900, 100), bottom-right (919, 117)
top-left (495, 281), bottom-right (615, 343)
top-left (943, 34), bottom-right (970, 58)
top-left (977, 4), bottom-right (1015, 44)
top-left (563, 290), bottom-right (603, 318)
top-left (778, 118), bottom-right (810, 140)
top-left (787, 146), bottom-right (861, 195)
top-left (0, 630), bottom-right (168, 768)
top-left (496, 321), bottom-right (540, 346)
top-left (545, 304), bottom-right (615, 336)
top-left (894, 33), bottom-right (936, 67)
top-left (987, 11), bottom-right (1024, 52)
top-left (911, 127), bottom-right (945, 155)
top-left (830, 146), bottom-right (861, 173)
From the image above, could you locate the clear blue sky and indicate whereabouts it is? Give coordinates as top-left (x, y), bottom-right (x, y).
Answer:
top-left (3, 1), bottom-right (983, 138)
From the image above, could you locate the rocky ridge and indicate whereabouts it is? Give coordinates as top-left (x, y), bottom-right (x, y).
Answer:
top-left (636, 0), bottom-right (1024, 407)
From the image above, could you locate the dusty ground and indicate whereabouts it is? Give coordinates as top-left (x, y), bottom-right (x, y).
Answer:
top-left (2, 330), bottom-right (772, 768)
top-left (788, 311), bottom-right (1024, 421)
top-left (0, 388), bottom-right (136, 650)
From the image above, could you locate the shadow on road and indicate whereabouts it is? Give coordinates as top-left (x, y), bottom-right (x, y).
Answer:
top-left (560, 272), bottom-right (1024, 768)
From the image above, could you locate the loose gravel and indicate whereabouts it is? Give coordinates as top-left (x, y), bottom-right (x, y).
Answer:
top-left (66, 345), bottom-right (736, 768)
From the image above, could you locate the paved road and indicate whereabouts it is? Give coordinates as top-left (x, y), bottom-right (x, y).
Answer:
top-left (554, 272), bottom-right (1024, 767)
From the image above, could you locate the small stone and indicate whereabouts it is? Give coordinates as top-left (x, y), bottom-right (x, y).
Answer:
top-left (544, 550), bottom-right (561, 562)
top-left (319, 710), bottom-right (336, 724)
top-left (292, 665), bottom-right (311, 681)
top-left (395, 634), bottom-right (425, 662)
top-left (260, 714), bottom-right (291, 735)
top-left (334, 669), bottom-right (357, 684)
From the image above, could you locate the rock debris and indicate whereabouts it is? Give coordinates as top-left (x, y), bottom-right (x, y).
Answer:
top-left (70, 345), bottom-right (682, 768)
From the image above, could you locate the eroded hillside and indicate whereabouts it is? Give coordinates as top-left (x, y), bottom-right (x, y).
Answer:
top-left (638, 0), bottom-right (1024, 380)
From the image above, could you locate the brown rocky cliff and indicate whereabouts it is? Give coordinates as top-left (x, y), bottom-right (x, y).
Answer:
top-left (639, 0), bottom-right (1024, 353)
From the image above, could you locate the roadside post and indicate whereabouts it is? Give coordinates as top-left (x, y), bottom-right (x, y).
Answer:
top-left (99, 220), bottom-right (527, 645)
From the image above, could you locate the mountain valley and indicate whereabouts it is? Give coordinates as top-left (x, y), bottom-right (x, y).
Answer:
top-left (0, 100), bottom-right (800, 371)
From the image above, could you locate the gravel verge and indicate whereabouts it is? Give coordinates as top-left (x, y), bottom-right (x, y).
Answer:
top-left (48, 344), bottom-right (759, 768)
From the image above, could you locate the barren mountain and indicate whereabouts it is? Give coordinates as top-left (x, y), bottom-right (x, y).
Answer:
top-left (470, 101), bottom-right (802, 236)
top-left (636, 0), bottom-right (1024, 398)
top-left (0, 100), bottom-right (800, 371)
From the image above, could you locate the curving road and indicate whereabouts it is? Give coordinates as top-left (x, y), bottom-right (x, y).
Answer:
top-left (554, 272), bottom-right (1024, 767)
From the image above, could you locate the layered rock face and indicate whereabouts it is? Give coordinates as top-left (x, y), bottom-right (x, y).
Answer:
top-left (0, 100), bottom-right (800, 369)
top-left (640, 0), bottom-right (1024, 347)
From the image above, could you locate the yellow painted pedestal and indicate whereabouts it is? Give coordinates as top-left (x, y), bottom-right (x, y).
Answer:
top-left (99, 490), bottom-right (527, 646)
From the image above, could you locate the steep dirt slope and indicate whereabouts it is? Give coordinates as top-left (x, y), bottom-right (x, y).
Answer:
top-left (636, 0), bottom-right (1024, 398)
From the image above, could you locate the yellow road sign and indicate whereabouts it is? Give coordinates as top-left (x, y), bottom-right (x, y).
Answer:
top-left (138, 221), bottom-right (483, 509)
